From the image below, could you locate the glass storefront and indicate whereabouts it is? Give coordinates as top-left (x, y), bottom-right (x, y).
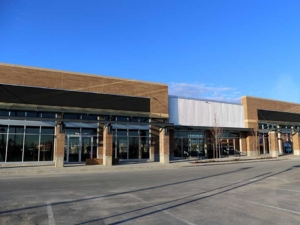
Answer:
top-left (0, 125), bottom-right (54, 163)
top-left (114, 129), bottom-right (150, 160)
top-left (174, 131), bottom-right (205, 158)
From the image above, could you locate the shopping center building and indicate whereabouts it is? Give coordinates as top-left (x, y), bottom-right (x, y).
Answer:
top-left (0, 63), bottom-right (300, 167)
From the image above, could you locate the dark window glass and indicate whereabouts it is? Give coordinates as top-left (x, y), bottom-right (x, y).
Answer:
top-left (129, 130), bottom-right (139, 136)
top-left (140, 118), bottom-right (149, 123)
top-left (40, 112), bottom-right (56, 118)
top-left (117, 117), bottom-right (129, 122)
top-left (26, 127), bottom-right (40, 134)
top-left (23, 135), bottom-right (39, 161)
top-left (139, 130), bottom-right (149, 137)
top-left (10, 111), bottom-right (26, 117)
top-left (82, 128), bottom-right (97, 135)
top-left (0, 132), bottom-right (7, 162)
top-left (40, 135), bottom-right (54, 161)
top-left (82, 115), bottom-right (97, 120)
top-left (9, 126), bottom-right (24, 134)
top-left (65, 128), bottom-right (80, 135)
top-left (174, 131), bottom-right (189, 138)
top-left (7, 134), bottom-right (23, 162)
top-left (0, 125), bottom-right (8, 133)
top-left (0, 110), bottom-right (9, 116)
top-left (117, 129), bottom-right (127, 136)
top-left (41, 127), bottom-right (54, 135)
top-left (64, 114), bottom-right (81, 119)
top-left (129, 117), bottom-right (139, 123)
top-left (26, 112), bottom-right (38, 117)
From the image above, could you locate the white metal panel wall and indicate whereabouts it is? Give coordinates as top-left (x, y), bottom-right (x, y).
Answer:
top-left (169, 96), bottom-right (245, 128)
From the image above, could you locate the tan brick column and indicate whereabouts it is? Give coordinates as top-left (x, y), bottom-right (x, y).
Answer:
top-left (246, 132), bottom-right (259, 157)
top-left (278, 132), bottom-right (283, 155)
top-left (269, 131), bottom-right (279, 157)
top-left (240, 132), bottom-right (247, 154)
top-left (159, 128), bottom-right (170, 163)
top-left (169, 128), bottom-right (174, 160)
top-left (103, 125), bottom-right (113, 166)
top-left (54, 114), bottom-right (65, 167)
top-left (97, 123), bottom-right (104, 159)
top-left (150, 125), bottom-right (159, 161)
top-left (292, 132), bottom-right (300, 155)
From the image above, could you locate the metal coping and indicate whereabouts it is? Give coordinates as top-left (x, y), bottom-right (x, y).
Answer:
top-left (169, 95), bottom-right (242, 105)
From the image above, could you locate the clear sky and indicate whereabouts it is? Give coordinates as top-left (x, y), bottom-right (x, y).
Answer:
top-left (1, 0), bottom-right (300, 103)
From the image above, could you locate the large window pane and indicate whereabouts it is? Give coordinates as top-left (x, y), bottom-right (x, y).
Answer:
top-left (140, 136), bottom-right (149, 159)
top-left (26, 127), bottom-right (40, 134)
top-left (41, 127), bottom-right (54, 135)
top-left (129, 137), bottom-right (139, 159)
top-left (40, 135), bottom-right (54, 161)
top-left (117, 137), bottom-right (127, 159)
top-left (65, 128), bottom-right (80, 135)
top-left (7, 134), bottom-right (24, 162)
top-left (24, 135), bottom-right (39, 161)
top-left (10, 111), bottom-right (25, 117)
top-left (0, 132), bottom-right (7, 162)
top-left (9, 126), bottom-right (24, 134)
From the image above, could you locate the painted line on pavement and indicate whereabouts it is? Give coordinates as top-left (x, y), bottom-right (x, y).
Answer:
top-left (47, 202), bottom-right (56, 225)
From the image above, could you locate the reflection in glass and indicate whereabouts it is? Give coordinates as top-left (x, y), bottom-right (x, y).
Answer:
top-left (68, 137), bottom-right (80, 162)
top-left (174, 138), bottom-right (182, 157)
top-left (24, 135), bottom-right (39, 161)
top-left (7, 134), bottom-right (23, 162)
top-left (0, 131), bottom-right (7, 162)
top-left (129, 137), bottom-right (139, 159)
top-left (81, 137), bottom-right (91, 162)
top-left (117, 137), bottom-right (128, 159)
top-left (140, 136), bottom-right (149, 159)
top-left (40, 135), bottom-right (54, 161)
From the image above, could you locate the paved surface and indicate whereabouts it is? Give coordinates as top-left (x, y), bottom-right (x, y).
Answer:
top-left (0, 157), bottom-right (300, 224)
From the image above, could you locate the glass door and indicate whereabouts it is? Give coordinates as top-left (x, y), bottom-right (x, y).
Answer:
top-left (81, 136), bottom-right (92, 162)
top-left (68, 136), bottom-right (80, 162)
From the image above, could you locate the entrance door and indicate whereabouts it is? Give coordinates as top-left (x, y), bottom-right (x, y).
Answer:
top-left (68, 136), bottom-right (80, 162)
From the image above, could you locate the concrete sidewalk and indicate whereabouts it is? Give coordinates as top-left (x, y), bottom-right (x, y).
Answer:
top-left (0, 155), bottom-right (296, 176)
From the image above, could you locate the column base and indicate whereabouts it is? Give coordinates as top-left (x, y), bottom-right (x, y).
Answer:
top-left (294, 149), bottom-right (300, 156)
top-left (169, 153), bottom-right (174, 160)
top-left (247, 151), bottom-right (259, 157)
top-left (270, 150), bottom-right (278, 158)
top-left (150, 154), bottom-right (159, 161)
top-left (55, 156), bottom-right (64, 168)
top-left (103, 155), bottom-right (112, 166)
top-left (160, 154), bottom-right (169, 163)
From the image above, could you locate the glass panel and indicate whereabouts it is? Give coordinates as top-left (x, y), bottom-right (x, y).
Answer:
top-left (23, 135), bottom-right (39, 161)
top-left (26, 127), bottom-right (40, 134)
top-left (40, 112), bottom-right (56, 118)
top-left (0, 132), bottom-right (7, 162)
top-left (26, 112), bottom-right (38, 117)
top-left (183, 138), bottom-right (189, 157)
top-left (117, 137), bottom-right (127, 159)
top-left (65, 128), bottom-right (80, 135)
top-left (139, 130), bottom-right (149, 137)
top-left (129, 137), bottom-right (139, 159)
top-left (117, 129), bottom-right (127, 136)
top-left (93, 137), bottom-right (97, 158)
top-left (0, 125), bottom-right (8, 133)
top-left (283, 133), bottom-right (293, 154)
top-left (174, 138), bottom-right (182, 157)
top-left (140, 136), bottom-right (149, 159)
top-left (7, 134), bottom-right (24, 162)
top-left (9, 126), bottom-right (24, 134)
top-left (81, 137), bottom-right (92, 162)
top-left (64, 114), bottom-right (81, 119)
top-left (129, 130), bottom-right (139, 136)
top-left (175, 132), bottom-right (189, 138)
top-left (68, 137), bottom-right (80, 162)
top-left (190, 139), bottom-right (199, 157)
top-left (10, 111), bottom-right (25, 117)
top-left (82, 128), bottom-right (97, 135)
top-left (82, 115), bottom-right (97, 120)
top-left (40, 135), bottom-right (54, 161)
top-left (0, 110), bottom-right (9, 116)
top-left (41, 127), bottom-right (54, 135)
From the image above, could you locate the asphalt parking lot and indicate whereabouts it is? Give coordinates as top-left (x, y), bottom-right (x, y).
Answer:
top-left (0, 159), bottom-right (300, 225)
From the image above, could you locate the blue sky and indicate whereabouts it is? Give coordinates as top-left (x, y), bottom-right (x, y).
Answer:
top-left (1, 0), bottom-right (300, 103)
